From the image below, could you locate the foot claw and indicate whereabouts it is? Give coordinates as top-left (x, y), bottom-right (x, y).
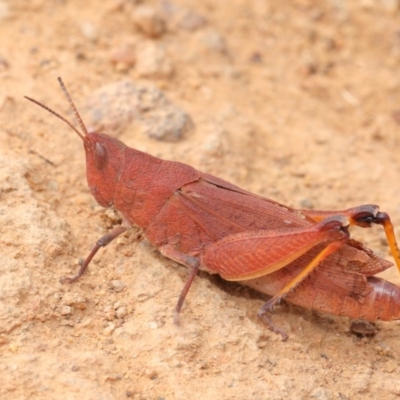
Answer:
top-left (60, 259), bottom-right (86, 284)
top-left (258, 310), bottom-right (288, 341)
top-left (258, 299), bottom-right (288, 341)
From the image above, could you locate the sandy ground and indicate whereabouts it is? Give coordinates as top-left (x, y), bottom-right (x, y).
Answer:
top-left (1, 0), bottom-right (400, 399)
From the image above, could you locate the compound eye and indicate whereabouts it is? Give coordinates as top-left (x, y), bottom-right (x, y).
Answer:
top-left (94, 142), bottom-right (108, 170)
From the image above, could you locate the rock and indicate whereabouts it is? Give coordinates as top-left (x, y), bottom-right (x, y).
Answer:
top-left (109, 41), bottom-right (136, 70)
top-left (103, 305), bottom-right (115, 321)
top-left (175, 9), bottom-right (207, 31)
top-left (103, 322), bottom-right (116, 335)
top-left (115, 306), bottom-right (127, 319)
top-left (62, 292), bottom-right (87, 310)
top-left (200, 29), bottom-right (227, 54)
top-left (135, 42), bottom-right (173, 79)
top-left (131, 6), bottom-right (165, 38)
top-left (110, 280), bottom-right (125, 293)
top-left (80, 22), bottom-right (98, 42)
top-left (84, 80), bottom-right (193, 141)
top-left (60, 306), bottom-right (73, 316)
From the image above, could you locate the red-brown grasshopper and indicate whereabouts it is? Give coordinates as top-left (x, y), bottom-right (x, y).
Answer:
top-left (25, 78), bottom-right (400, 340)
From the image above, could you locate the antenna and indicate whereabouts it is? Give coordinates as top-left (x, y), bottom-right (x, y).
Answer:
top-left (57, 77), bottom-right (88, 137)
top-left (24, 77), bottom-right (89, 140)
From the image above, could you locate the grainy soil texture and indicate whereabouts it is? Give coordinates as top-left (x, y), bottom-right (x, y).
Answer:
top-left (1, 1), bottom-right (400, 399)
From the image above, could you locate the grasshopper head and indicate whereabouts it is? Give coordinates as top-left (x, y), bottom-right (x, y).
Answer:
top-left (83, 132), bottom-right (125, 207)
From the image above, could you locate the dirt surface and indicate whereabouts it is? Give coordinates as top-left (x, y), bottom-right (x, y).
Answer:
top-left (1, 1), bottom-right (400, 399)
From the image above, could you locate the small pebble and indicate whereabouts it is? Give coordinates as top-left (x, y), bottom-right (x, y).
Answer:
top-left (80, 22), bottom-right (98, 41)
top-left (0, 56), bottom-right (9, 71)
top-left (144, 369), bottom-right (158, 379)
top-left (62, 292), bottom-right (87, 310)
top-left (110, 42), bottom-right (136, 68)
top-left (111, 280), bottom-right (126, 292)
top-left (113, 301), bottom-right (124, 309)
top-left (132, 6), bottom-right (165, 38)
top-left (104, 323), bottom-right (116, 335)
top-left (104, 305), bottom-right (115, 321)
top-left (105, 373), bottom-right (123, 382)
top-left (176, 10), bottom-right (206, 31)
top-left (135, 42), bottom-right (173, 79)
top-left (115, 306), bottom-right (127, 319)
top-left (200, 30), bottom-right (227, 54)
top-left (298, 198), bottom-right (314, 209)
top-left (149, 321), bottom-right (159, 329)
top-left (375, 343), bottom-right (393, 357)
top-left (383, 360), bottom-right (397, 373)
top-left (60, 305), bottom-right (73, 316)
top-left (104, 208), bottom-right (122, 224)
